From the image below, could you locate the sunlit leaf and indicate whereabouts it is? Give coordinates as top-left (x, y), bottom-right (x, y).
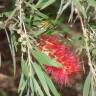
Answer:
top-left (83, 73), bottom-right (91, 96)
top-left (36, 0), bottom-right (55, 9)
top-left (32, 48), bottom-right (62, 68)
top-left (18, 74), bottom-right (27, 96)
top-left (41, 0), bottom-right (55, 10)
top-left (44, 73), bottom-right (60, 96)
top-left (21, 60), bottom-right (29, 77)
top-left (33, 78), bottom-right (44, 96)
top-left (90, 76), bottom-right (96, 96)
top-left (74, 0), bottom-right (87, 19)
top-left (30, 78), bottom-right (34, 95)
top-left (32, 62), bottom-right (51, 96)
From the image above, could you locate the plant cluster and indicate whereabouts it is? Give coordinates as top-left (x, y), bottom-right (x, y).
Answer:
top-left (0, 0), bottom-right (96, 96)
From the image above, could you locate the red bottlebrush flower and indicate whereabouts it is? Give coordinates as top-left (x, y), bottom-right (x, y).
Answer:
top-left (38, 35), bottom-right (80, 86)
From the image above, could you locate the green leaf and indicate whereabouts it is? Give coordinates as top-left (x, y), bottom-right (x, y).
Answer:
top-left (18, 73), bottom-right (27, 96)
top-left (74, 0), bottom-right (87, 19)
top-left (24, 1), bottom-right (48, 19)
top-left (87, 0), bottom-right (96, 8)
top-left (33, 78), bottom-right (44, 96)
top-left (21, 60), bottom-right (29, 77)
top-left (41, 0), bottom-right (55, 10)
top-left (18, 74), bottom-right (24, 92)
top-left (35, 0), bottom-right (44, 7)
top-left (32, 62), bottom-right (51, 96)
top-left (62, 26), bottom-right (71, 34)
top-left (91, 77), bottom-right (95, 96)
top-left (33, 28), bottom-right (47, 37)
top-left (32, 48), bottom-right (62, 68)
top-left (11, 32), bottom-right (18, 52)
top-left (36, 0), bottom-right (55, 10)
top-left (44, 73), bottom-right (60, 96)
top-left (92, 49), bottom-right (96, 56)
top-left (6, 30), bottom-right (16, 75)
top-left (83, 73), bottom-right (91, 96)
top-left (30, 78), bottom-right (34, 95)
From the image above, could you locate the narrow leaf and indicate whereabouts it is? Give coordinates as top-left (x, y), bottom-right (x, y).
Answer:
top-left (74, 0), bottom-right (87, 19)
top-left (32, 62), bottom-right (51, 96)
top-left (30, 78), bottom-right (34, 95)
top-left (44, 73), bottom-right (60, 96)
top-left (83, 73), bottom-right (91, 96)
top-left (41, 0), bottom-right (55, 10)
top-left (36, 0), bottom-right (55, 9)
top-left (18, 73), bottom-right (27, 96)
top-left (33, 78), bottom-right (44, 96)
top-left (32, 48), bottom-right (62, 68)
top-left (91, 77), bottom-right (95, 96)
top-left (21, 60), bottom-right (29, 77)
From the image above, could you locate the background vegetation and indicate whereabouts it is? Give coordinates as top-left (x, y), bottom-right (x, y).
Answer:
top-left (0, 0), bottom-right (96, 96)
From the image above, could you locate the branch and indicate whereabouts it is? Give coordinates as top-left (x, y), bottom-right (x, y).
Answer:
top-left (78, 14), bottom-right (96, 76)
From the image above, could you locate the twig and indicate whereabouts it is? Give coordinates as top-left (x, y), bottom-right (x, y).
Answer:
top-left (78, 13), bottom-right (96, 76)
